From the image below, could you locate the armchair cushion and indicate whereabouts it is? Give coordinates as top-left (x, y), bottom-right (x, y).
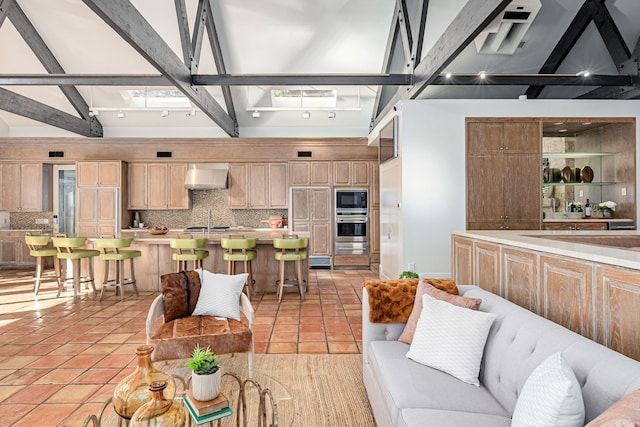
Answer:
top-left (150, 315), bottom-right (251, 361)
top-left (160, 271), bottom-right (202, 322)
top-left (193, 270), bottom-right (249, 321)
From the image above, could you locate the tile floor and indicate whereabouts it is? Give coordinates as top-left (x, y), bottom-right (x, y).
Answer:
top-left (0, 267), bottom-right (378, 426)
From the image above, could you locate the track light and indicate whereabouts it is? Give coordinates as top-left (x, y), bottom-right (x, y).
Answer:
top-left (576, 70), bottom-right (590, 77)
top-left (327, 112), bottom-right (336, 119)
top-left (161, 110), bottom-right (169, 117)
top-left (185, 109), bottom-right (196, 117)
top-left (117, 110), bottom-right (125, 118)
top-left (252, 110), bottom-right (260, 118)
top-left (478, 71), bottom-right (487, 79)
top-left (444, 72), bottom-right (452, 79)
top-left (302, 111), bottom-right (311, 119)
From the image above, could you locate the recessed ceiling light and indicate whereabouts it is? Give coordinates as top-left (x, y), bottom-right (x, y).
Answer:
top-left (117, 110), bottom-right (125, 118)
top-left (252, 110), bottom-right (260, 118)
top-left (478, 71), bottom-right (487, 79)
top-left (444, 72), bottom-right (452, 79)
top-left (576, 70), bottom-right (590, 77)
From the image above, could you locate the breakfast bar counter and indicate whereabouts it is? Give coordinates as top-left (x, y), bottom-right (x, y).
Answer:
top-left (92, 228), bottom-right (310, 293)
top-left (451, 230), bottom-right (640, 361)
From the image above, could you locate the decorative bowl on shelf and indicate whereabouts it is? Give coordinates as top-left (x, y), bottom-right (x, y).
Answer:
top-left (149, 227), bottom-right (169, 235)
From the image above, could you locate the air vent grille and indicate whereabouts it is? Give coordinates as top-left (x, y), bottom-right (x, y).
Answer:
top-left (156, 151), bottom-right (173, 158)
top-left (297, 151), bottom-right (312, 158)
top-left (48, 151), bottom-right (64, 158)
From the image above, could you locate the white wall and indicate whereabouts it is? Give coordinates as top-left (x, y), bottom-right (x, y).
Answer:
top-left (384, 99), bottom-right (640, 280)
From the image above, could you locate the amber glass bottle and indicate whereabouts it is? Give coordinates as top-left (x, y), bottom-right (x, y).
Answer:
top-left (130, 380), bottom-right (186, 427)
top-left (113, 345), bottom-right (177, 419)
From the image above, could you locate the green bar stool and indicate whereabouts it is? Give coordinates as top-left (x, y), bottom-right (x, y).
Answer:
top-left (221, 235), bottom-right (257, 299)
top-left (170, 234), bottom-right (209, 271)
top-left (95, 236), bottom-right (141, 302)
top-left (52, 236), bottom-right (100, 298)
top-left (273, 235), bottom-right (308, 303)
top-left (25, 233), bottom-right (63, 296)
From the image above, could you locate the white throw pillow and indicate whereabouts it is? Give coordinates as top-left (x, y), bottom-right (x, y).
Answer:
top-left (192, 270), bottom-right (248, 321)
top-left (511, 352), bottom-right (585, 427)
top-left (406, 293), bottom-right (496, 386)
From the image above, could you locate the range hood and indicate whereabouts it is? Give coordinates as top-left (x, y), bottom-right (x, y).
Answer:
top-left (184, 163), bottom-right (229, 190)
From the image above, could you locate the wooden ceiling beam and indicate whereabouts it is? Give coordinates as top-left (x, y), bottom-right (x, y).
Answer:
top-left (525, 1), bottom-right (593, 99)
top-left (204, 0), bottom-right (235, 122)
top-left (0, 88), bottom-right (101, 137)
top-left (588, 0), bottom-right (630, 67)
top-left (372, 0), bottom-right (511, 131)
top-left (7, 1), bottom-right (103, 134)
top-left (81, 0), bottom-right (237, 136)
top-left (174, 0), bottom-right (192, 66)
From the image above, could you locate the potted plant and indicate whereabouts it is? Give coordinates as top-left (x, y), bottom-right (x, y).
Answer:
top-left (187, 345), bottom-right (221, 401)
top-left (399, 271), bottom-right (419, 279)
top-left (598, 201), bottom-right (617, 218)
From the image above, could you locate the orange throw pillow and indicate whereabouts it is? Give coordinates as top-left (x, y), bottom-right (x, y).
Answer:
top-left (398, 280), bottom-right (482, 344)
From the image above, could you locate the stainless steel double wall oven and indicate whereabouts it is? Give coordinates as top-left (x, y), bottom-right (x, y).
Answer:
top-left (334, 188), bottom-right (369, 255)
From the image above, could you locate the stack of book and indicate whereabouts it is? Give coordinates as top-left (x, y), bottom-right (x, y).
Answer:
top-left (183, 390), bottom-right (232, 425)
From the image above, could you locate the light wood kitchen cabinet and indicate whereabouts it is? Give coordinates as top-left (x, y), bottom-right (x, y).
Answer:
top-left (452, 233), bottom-right (640, 360)
top-left (467, 120), bottom-right (541, 230)
top-left (128, 163), bottom-right (147, 210)
top-left (0, 163), bottom-right (45, 212)
top-left (77, 161), bottom-right (121, 187)
top-left (0, 231), bottom-right (34, 267)
top-left (370, 161), bottom-right (379, 207)
top-left (128, 163), bottom-right (190, 210)
top-left (291, 187), bottom-right (331, 257)
top-left (370, 207), bottom-right (380, 262)
top-left (289, 161), bottom-right (332, 186)
top-left (543, 221), bottom-right (608, 231)
top-left (540, 255), bottom-right (594, 339)
top-left (76, 161), bottom-right (127, 236)
top-left (229, 162), bottom-right (288, 209)
top-left (452, 236), bottom-right (473, 285)
top-left (77, 187), bottom-right (119, 236)
top-left (595, 266), bottom-right (640, 360)
top-left (332, 161), bottom-right (369, 186)
top-left (502, 247), bottom-right (539, 313)
top-left (474, 241), bottom-right (501, 296)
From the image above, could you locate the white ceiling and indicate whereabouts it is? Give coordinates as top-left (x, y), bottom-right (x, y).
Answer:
top-left (0, 0), bottom-right (638, 138)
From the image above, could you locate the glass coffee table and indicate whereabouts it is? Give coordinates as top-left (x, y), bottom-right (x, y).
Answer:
top-left (84, 359), bottom-right (295, 427)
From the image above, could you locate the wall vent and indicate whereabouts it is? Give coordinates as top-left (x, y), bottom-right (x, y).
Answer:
top-left (156, 151), bottom-right (173, 158)
top-left (474, 0), bottom-right (541, 55)
top-left (48, 151), bottom-right (64, 158)
top-left (297, 151), bottom-right (312, 158)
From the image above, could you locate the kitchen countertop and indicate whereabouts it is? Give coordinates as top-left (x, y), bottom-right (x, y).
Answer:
top-left (542, 218), bottom-right (633, 223)
top-left (120, 227), bottom-right (309, 244)
top-left (454, 230), bottom-right (640, 270)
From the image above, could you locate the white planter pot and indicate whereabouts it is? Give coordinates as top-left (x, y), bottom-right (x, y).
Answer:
top-left (191, 370), bottom-right (221, 401)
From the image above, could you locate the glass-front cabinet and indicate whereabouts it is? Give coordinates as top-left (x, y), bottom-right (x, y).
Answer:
top-left (542, 119), bottom-right (635, 223)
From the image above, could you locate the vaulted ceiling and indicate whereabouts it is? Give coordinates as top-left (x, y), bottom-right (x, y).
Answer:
top-left (0, 0), bottom-right (638, 138)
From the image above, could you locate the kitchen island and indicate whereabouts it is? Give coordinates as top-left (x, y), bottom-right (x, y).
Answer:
top-left (93, 228), bottom-right (310, 295)
top-left (452, 230), bottom-right (640, 361)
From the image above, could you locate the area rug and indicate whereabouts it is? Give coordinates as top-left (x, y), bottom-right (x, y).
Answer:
top-left (96, 353), bottom-right (376, 427)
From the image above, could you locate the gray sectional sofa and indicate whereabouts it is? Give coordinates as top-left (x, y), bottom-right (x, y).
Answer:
top-left (362, 284), bottom-right (640, 427)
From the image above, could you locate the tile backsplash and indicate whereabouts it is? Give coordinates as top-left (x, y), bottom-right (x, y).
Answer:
top-left (133, 189), bottom-right (286, 229)
top-left (10, 190), bottom-right (286, 231)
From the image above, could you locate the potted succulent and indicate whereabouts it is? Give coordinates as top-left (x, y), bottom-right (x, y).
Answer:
top-left (187, 345), bottom-right (221, 401)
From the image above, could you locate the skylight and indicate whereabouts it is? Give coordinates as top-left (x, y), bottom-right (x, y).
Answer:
top-left (123, 89), bottom-right (192, 108)
top-left (271, 89), bottom-right (337, 108)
